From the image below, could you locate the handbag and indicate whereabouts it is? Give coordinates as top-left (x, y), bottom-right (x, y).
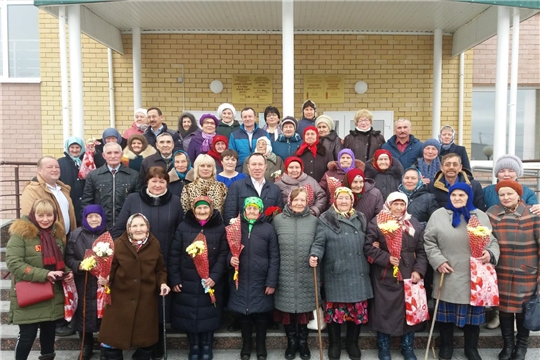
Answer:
top-left (522, 282), bottom-right (540, 331)
top-left (15, 281), bottom-right (54, 308)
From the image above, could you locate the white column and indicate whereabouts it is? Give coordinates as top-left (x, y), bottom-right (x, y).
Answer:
top-left (59, 6), bottom-right (70, 142)
top-left (132, 27), bottom-right (142, 110)
top-left (68, 5), bottom-right (84, 139)
top-left (282, 0), bottom-right (294, 117)
top-left (508, 8), bottom-right (520, 156)
top-left (108, 48), bottom-right (116, 128)
top-left (431, 28), bottom-right (443, 139)
top-left (458, 52), bottom-right (464, 146)
top-left (492, 6), bottom-right (511, 180)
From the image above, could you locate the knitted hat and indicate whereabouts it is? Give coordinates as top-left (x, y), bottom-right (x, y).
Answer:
top-left (217, 103), bottom-right (236, 119)
top-left (423, 138), bottom-right (441, 153)
top-left (494, 154), bottom-right (524, 178)
top-left (284, 156), bottom-right (304, 174)
top-left (496, 180), bottom-right (523, 197)
top-left (102, 128), bottom-right (122, 143)
top-left (200, 113), bottom-right (219, 127)
top-left (315, 115), bottom-right (335, 131)
top-left (302, 99), bottom-right (317, 112)
top-left (134, 108), bottom-right (148, 117)
top-left (281, 116), bottom-right (298, 130)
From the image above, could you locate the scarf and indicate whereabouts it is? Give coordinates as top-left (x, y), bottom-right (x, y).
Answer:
top-left (126, 213), bottom-right (150, 250)
top-left (173, 150), bottom-right (192, 180)
top-left (64, 136), bottom-right (85, 167)
top-left (337, 148), bottom-right (356, 173)
top-left (398, 167), bottom-right (424, 196)
top-left (332, 187), bottom-right (356, 218)
top-left (439, 125), bottom-right (456, 151)
top-left (262, 124), bottom-right (283, 141)
top-left (243, 196), bottom-right (263, 233)
top-left (382, 192), bottom-right (415, 236)
top-left (344, 168), bottom-right (365, 204)
top-left (28, 210), bottom-right (65, 271)
top-left (82, 204), bottom-right (107, 234)
top-left (207, 134), bottom-right (228, 166)
top-left (192, 196), bottom-right (214, 225)
top-left (296, 126), bottom-right (320, 158)
top-left (201, 132), bottom-right (216, 153)
top-left (371, 149), bottom-right (393, 173)
top-left (416, 157), bottom-right (441, 183)
top-left (445, 182), bottom-right (476, 228)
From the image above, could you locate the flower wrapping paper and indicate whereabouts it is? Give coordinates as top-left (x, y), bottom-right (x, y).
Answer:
top-left (404, 279), bottom-right (429, 326)
top-left (225, 215), bottom-right (244, 290)
top-left (187, 233), bottom-right (216, 304)
top-left (466, 215), bottom-right (491, 258)
top-left (326, 176), bottom-right (343, 204)
top-left (376, 211), bottom-right (403, 280)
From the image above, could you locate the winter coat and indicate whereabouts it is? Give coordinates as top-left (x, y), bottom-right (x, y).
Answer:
top-left (275, 173), bottom-right (327, 216)
top-left (298, 144), bottom-right (334, 183)
top-left (98, 232), bottom-right (167, 350)
top-left (364, 216), bottom-right (427, 335)
top-left (354, 179), bottom-right (384, 222)
top-left (168, 210), bottom-right (228, 332)
top-left (483, 184), bottom-right (538, 208)
top-left (181, 178), bottom-right (228, 216)
top-left (6, 217), bottom-right (66, 325)
top-left (297, 118), bottom-right (316, 139)
top-left (319, 131), bottom-right (343, 161)
top-left (424, 208), bottom-right (499, 304)
top-left (272, 206), bottom-right (318, 313)
top-left (21, 174), bottom-right (77, 235)
top-left (80, 164), bottom-right (142, 229)
top-left (319, 160), bottom-right (365, 201)
top-left (167, 169), bottom-right (190, 199)
top-left (139, 152), bottom-right (175, 184)
top-left (227, 216), bottom-right (280, 315)
top-left (223, 177), bottom-right (284, 224)
top-left (381, 135), bottom-right (423, 169)
top-left (123, 122), bottom-right (144, 139)
top-left (94, 137), bottom-right (128, 168)
top-left (242, 152), bottom-right (285, 183)
top-left (143, 123), bottom-right (182, 151)
top-left (178, 128), bottom-right (202, 153)
top-left (187, 132), bottom-right (213, 163)
top-left (272, 133), bottom-right (303, 162)
top-left (343, 128), bottom-right (386, 163)
top-left (486, 203), bottom-right (540, 313)
top-left (439, 143), bottom-right (471, 171)
top-left (399, 185), bottom-right (440, 225)
top-left (429, 169), bottom-right (487, 211)
top-left (65, 226), bottom-right (107, 332)
top-left (364, 160), bottom-right (404, 202)
top-left (122, 145), bottom-right (156, 173)
top-left (58, 154), bottom-right (85, 225)
top-left (217, 120), bottom-right (241, 140)
top-left (310, 207), bottom-right (373, 303)
top-left (229, 124), bottom-right (269, 166)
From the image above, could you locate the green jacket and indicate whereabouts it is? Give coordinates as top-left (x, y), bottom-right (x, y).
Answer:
top-left (6, 216), bottom-right (67, 325)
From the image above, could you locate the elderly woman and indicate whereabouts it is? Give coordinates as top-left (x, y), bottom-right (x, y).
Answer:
top-left (438, 125), bottom-right (471, 171)
top-left (188, 114), bottom-right (220, 163)
top-left (415, 138), bottom-right (442, 184)
top-left (262, 106), bottom-right (283, 141)
top-left (122, 134), bottom-right (157, 172)
top-left (243, 137), bottom-right (284, 183)
top-left (169, 196), bottom-right (228, 360)
top-left (272, 116), bottom-right (303, 162)
top-left (365, 192), bottom-right (427, 360)
top-left (297, 126), bottom-right (333, 183)
top-left (216, 103), bottom-right (240, 139)
top-left (273, 188), bottom-right (318, 360)
top-left (207, 134), bottom-right (229, 173)
top-left (343, 109), bottom-right (386, 163)
top-left (398, 167), bottom-right (439, 226)
top-left (181, 154), bottom-right (228, 215)
top-left (364, 149), bottom-right (404, 201)
top-left (486, 181), bottom-right (540, 360)
top-left (424, 183), bottom-right (499, 360)
top-left (123, 108), bottom-right (148, 139)
top-left (319, 148), bottom-right (365, 200)
top-left (168, 150), bottom-right (192, 198)
top-left (177, 112), bottom-right (201, 152)
top-left (297, 100), bottom-right (317, 138)
top-left (309, 187), bottom-right (373, 360)
top-left (275, 157), bottom-right (327, 216)
top-left (217, 149), bottom-right (248, 188)
top-left (229, 197), bottom-right (279, 360)
top-left (316, 115), bottom-right (343, 161)
top-left (6, 199), bottom-right (73, 360)
top-left (98, 213), bottom-right (170, 360)
top-left (58, 136), bottom-right (86, 225)
top-left (342, 168), bottom-right (383, 222)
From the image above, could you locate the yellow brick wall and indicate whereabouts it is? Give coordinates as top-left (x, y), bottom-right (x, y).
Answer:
top-left (39, 11), bottom-right (473, 157)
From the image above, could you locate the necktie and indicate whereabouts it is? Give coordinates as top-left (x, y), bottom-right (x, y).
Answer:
top-left (111, 169), bottom-right (117, 175)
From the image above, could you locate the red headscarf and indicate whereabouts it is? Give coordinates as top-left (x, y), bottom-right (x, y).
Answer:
top-left (284, 156), bottom-right (304, 175)
top-left (296, 126), bottom-right (320, 158)
top-left (371, 149), bottom-right (393, 173)
top-left (206, 134), bottom-right (228, 166)
top-left (345, 168), bottom-right (366, 195)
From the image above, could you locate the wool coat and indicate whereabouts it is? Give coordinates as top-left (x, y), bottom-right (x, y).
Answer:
top-left (486, 203), bottom-right (540, 313)
top-left (400, 185), bottom-right (440, 225)
top-left (310, 207), bottom-right (373, 303)
top-left (439, 143), bottom-right (471, 171)
top-left (364, 216), bottom-right (427, 336)
top-left (275, 173), bottom-right (327, 216)
top-left (168, 210), bottom-right (228, 332)
top-left (6, 217), bottom-right (66, 325)
top-left (271, 133), bottom-right (303, 162)
top-left (227, 217), bottom-right (280, 315)
top-left (122, 145), bottom-right (157, 172)
top-left (319, 160), bottom-right (365, 201)
top-left (58, 154), bottom-right (85, 225)
top-left (319, 131), bottom-right (343, 161)
top-left (424, 208), bottom-right (500, 304)
top-left (364, 159), bottom-right (404, 202)
top-left (483, 184), bottom-right (538, 208)
top-left (298, 144), bottom-right (334, 183)
top-left (98, 232), bottom-right (167, 350)
top-left (429, 169), bottom-right (487, 211)
top-left (354, 179), bottom-right (384, 222)
top-left (343, 128), bottom-right (386, 163)
top-left (381, 135), bottom-right (423, 170)
top-left (272, 206), bottom-right (318, 313)
top-left (181, 178), bottom-right (228, 216)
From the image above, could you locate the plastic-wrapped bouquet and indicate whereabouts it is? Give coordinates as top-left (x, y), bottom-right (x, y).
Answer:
top-left (186, 233), bottom-right (216, 304)
top-left (376, 211), bottom-right (402, 281)
top-left (225, 215), bottom-right (244, 290)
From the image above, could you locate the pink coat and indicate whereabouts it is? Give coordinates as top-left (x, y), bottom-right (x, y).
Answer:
top-left (123, 122), bottom-right (144, 139)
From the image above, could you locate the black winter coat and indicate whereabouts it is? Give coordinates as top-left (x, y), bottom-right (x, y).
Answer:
top-left (168, 210), bottom-right (228, 333)
top-left (319, 131), bottom-right (343, 161)
top-left (399, 184), bottom-right (439, 225)
top-left (343, 128), bottom-right (386, 163)
top-left (298, 144), bottom-right (334, 183)
top-left (364, 160), bottom-right (404, 202)
top-left (439, 143), bottom-right (471, 171)
top-left (139, 152), bottom-right (175, 184)
top-left (227, 217), bottom-right (280, 315)
top-left (58, 154), bottom-right (85, 225)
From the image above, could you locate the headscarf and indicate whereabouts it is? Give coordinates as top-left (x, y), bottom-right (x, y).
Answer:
top-left (173, 150), bottom-right (192, 180)
top-left (127, 134), bottom-right (149, 155)
top-left (439, 125), bottom-right (456, 150)
top-left (199, 114), bottom-right (219, 152)
top-left (64, 136), bottom-right (85, 167)
top-left (28, 205), bottom-right (64, 271)
top-left (102, 128), bottom-right (123, 144)
top-left (296, 126), bottom-right (320, 158)
top-left (284, 156), bottom-right (304, 176)
top-left (126, 213), bottom-right (150, 250)
top-left (371, 149), bottom-right (393, 173)
top-left (398, 167), bottom-right (423, 196)
top-left (332, 187), bottom-right (355, 218)
top-left (343, 168), bottom-right (365, 204)
top-left (382, 192), bottom-right (415, 236)
top-left (445, 182), bottom-right (476, 228)
top-left (192, 196), bottom-right (214, 225)
top-left (337, 148), bottom-right (356, 173)
top-left (256, 137), bottom-right (273, 157)
top-left (243, 196), bottom-right (263, 233)
top-left (177, 112), bottom-right (198, 138)
top-left (207, 134), bottom-right (229, 165)
top-left (82, 204), bottom-right (107, 234)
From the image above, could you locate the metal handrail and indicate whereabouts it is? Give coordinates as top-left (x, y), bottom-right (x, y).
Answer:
top-left (0, 160), bottom-right (37, 218)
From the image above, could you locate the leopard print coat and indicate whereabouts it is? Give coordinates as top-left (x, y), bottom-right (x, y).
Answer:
top-left (180, 178), bottom-right (228, 215)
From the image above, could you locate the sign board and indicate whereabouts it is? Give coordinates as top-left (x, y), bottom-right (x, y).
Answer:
top-left (232, 75), bottom-right (273, 104)
top-left (303, 75), bottom-right (344, 103)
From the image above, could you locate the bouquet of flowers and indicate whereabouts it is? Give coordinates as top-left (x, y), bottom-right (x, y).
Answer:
top-left (326, 175), bottom-right (343, 204)
top-left (78, 138), bottom-right (101, 179)
top-left (80, 232), bottom-right (115, 318)
top-left (225, 215), bottom-right (244, 290)
top-left (186, 233), bottom-right (216, 304)
top-left (376, 211), bottom-right (403, 281)
top-left (271, 170), bottom-right (282, 182)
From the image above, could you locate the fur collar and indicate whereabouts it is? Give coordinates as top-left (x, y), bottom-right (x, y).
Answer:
top-left (123, 145), bottom-right (157, 160)
top-left (9, 216), bottom-right (65, 242)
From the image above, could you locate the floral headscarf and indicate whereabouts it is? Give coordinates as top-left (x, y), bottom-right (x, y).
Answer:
top-left (439, 125), bottom-right (456, 150)
top-left (192, 196), bottom-right (213, 225)
top-left (126, 213), bottom-right (150, 250)
top-left (398, 167), bottom-right (423, 196)
top-left (173, 150), bottom-right (192, 180)
top-left (243, 196), bottom-right (263, 233)
top-left (332, 187), bottom-right (356, 218)
top-left (382, 192), bottom-right (415, 236)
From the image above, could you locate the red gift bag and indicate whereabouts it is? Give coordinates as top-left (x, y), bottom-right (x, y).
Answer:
top-left (470, 257), bottom-right (500, 307)
top-left (404, 279), bottom-right (429, 326)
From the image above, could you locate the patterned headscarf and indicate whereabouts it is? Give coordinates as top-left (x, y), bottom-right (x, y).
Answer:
top-left (382, 192), bottom-right (415, 236)
top-left (173, 150), bottom-right (192, 180)
top-left (243, 196), bottom-right (263, 233)
top-left (332, 187), bottom-right (356, 218)
top-left (445, 182), bottom-right (476, 228)
top-left (64, 136), bottom-right (85, 167)
top-left (126, 213), bottom-right (150, 250)
top-left (398, 167), bottom-right (423, 196)
top-left (439, 125), bottom-right (456, 150)
top-left (337, 148), bottom-right (356, 173)
top-left (192, 196), bottom-right (214, 225)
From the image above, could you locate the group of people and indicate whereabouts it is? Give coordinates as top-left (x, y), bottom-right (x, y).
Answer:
top-left (6, 102), bottom-right (539, 360)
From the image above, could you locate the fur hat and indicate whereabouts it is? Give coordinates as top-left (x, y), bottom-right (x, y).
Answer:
top-left (496, 180), bottom-right (523, 197)
top-left (281, 116), bottom-right (298, 130)
top-left (217, 103), bottom-right (236, 119)
top-left (315, 115), bottom-right (335, 131)
top-left (494, 154), bottom-right (524, 178)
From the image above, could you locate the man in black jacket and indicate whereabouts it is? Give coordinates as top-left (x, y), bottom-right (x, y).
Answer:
top-left (144, 107), bottom-right (182, 150)
top-left (139, 132), bottom-right (175, 183)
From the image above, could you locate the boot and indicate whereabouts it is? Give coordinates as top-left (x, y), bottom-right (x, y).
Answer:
top-left (463, 325), bottom-right (482, 360)
top-left (79, 332), bottom-right (94, 360)
top-left (135, 347), bottom-right (152, 360)
top-left (512, 315), bottom-right (530, 360)
top-left (240, 318), bottom-right (253, 360)
top-left (152, 325), bottom-right (165, 360)
top-left (186, 332), bottom-right (200, 360)
top-left (255, 317), bottom-right (268, 360)
top-left (345, 322), bottom-right (361, 360)
top-left (284, 323), bottom-right (298, 360)
top-left (376, 332), bottom-right (391, 360)
top-left (38, 353), bottom-right (56, 360)
top-left (487, 309), bottom-right (500, 329)
top-left (200, 331), bottom-right (214, 360)
top-left (437, 322), bottom-right (454, 360)
top-left (326, 322), bottom-right (341, 360)
top-left (105, 348), bottom-right (124, 360)
top-left (297, 324), bottom-right (311, 360)
top-left (100, 347), bottom-right (107, 360)
top-left (498, 313), bottom-right (515, 360)
top-left (400, 332), bottom-right (417, 360)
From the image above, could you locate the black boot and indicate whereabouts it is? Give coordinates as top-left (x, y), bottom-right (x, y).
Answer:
top-left (297, 324), bottom-right (311, 360)
top-left (437, 322), bottom-right (454, 360)
top-left (186, 332), bottom-right (200, 360)
top-left (135, 347), bottom-right (153, 360)
top-left (78, 332), bottom-right (94, 360)
top-left (38, 353), bottom-right (56, 360)
top-left (255, 316), bottom-right (268, 360)
top-left (105, 348), bottom-right (124, 360)
top-left (284, 323), bottom-right (298, 360)
top-left (345, 322), bottom-right (361, 360)
top-left (376, 332), bottom-right (391, 360)
top-left (512, 315), bottom-right (530, 360)
top-left (498, 313), bottom-right (515, 360)
top-left (240, 318), bottom-right (253, 360)
top-left (200, 331), bottom-right (214, 360)
top-left (100, 347), bottom-right (107, 360)
top-left (463, 325), bottom-right (482, 360)
top-left (327, 322), bottom-right (341, 360)
top-left (152, 325), bottom-right (165, 360)
top-left (400, 332), bottom-right (417, 360)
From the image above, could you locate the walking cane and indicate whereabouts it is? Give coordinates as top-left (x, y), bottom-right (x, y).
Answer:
top-left (313, 267), bottom-right (324, 360)
top-left (424, 272), bottom-right (445, 360)
top-left (162, 295), bottom-right (167, 360)
top-left (79, 272), bottom-right (89, 360)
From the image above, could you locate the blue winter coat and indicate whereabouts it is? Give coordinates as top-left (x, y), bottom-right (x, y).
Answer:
top-left (229, 124), bottom-right (269, 166)
top-left (272, 133), bottom-right (303, 162)
top-left (381, 135), bottom-right (423, 169)
top-left (483, 183), bottom-right (538, 208)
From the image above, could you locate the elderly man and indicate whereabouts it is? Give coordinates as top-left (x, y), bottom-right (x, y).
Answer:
top-left (381, 118), bottom-right (423, 169)
top-left (139, 132), bottom-right (175, 182)
top-left (144, 107), bottom-right (182, 150)
top-left (229, 107), bottom-right (269, 166)
top-left (81, 142), bottom-right (141, 228)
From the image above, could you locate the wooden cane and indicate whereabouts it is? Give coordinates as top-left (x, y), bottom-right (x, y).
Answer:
top-left (424, 272), bottom-right (445, 360)
top-left (313, 266), bottom-right (324, 360)
top-left (79, 272), bottom-right (89, 360)
top-left (162, 295), bottom-right (167, 360)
